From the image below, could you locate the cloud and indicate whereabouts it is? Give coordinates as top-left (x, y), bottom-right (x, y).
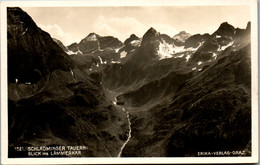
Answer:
top-left (93, 15), bottom-right (147, 42)
top-left (92, 16), bottom-right (179, 42)
top-left (38, 24), bottom-right (72, 46)
top-left (38, 17), bottom-right (179, 45)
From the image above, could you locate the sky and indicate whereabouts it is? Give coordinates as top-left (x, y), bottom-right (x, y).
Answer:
top-left (21, 6), bottom-right (250, 46)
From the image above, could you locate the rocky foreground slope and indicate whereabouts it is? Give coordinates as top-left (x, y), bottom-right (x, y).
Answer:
top-left (8, 7), bottom-right (128, 157)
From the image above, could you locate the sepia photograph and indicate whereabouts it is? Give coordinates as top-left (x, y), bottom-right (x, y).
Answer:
top-left (1, 0), bottom-right (258, 164)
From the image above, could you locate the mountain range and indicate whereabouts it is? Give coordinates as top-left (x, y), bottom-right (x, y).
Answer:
top-left (7, 7), bottom-right (251, 157)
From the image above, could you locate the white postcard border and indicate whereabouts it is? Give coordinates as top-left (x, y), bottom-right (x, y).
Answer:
top-left (1, 0), bottom-right (258, 164)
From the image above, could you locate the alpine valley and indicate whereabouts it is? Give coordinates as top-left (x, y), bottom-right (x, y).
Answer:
top-left (8, 7), bottom-right (251, 157)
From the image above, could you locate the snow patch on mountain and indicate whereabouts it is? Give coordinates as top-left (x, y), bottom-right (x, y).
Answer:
top-left (157, 39), bottom-right (175, 60)
top-left (212, 53), bottom-right (218, 60)
top-left (115, 48), bottom-right (120, 53)
top-left (216, 34), bottom-right (221, 38)
top-left (66, 50), bottom-right (75, 55)
top-left (158, 40), bottom-right (204, 60)
top-left (98, 56), bottom-right (104, 64)
top-left (77, 47), bottom-right (83, 54)
top-left (66, 47), bottom-right (83, 55)
top-left (197, 61), bottom-right (202, 65)
top-left (130, 40), bottom-right (141, 47)
top-left (115, 46), bottom-right (124, 53)
top-left (112, 61), bottom-right (120, 64)
top-left (120, 51), bottom-right (127, 58)
top-left (173, 31), bottom-right (191, 42)
top-left (185, 54), bottom-right (191, 62)
top-left (174, 41), bottom-right (205, 55)
top-left (218, 41), bottom-right (234, 51)
top-left (174, 54), bottom-right (184, 58)
top-left (173, 46), bottom-right (186, 54)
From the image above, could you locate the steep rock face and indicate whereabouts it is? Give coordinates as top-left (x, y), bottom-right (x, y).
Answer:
top-left (7, 7), bottom-right (75, 84)
top-left (53, 38), bottom-right (68, 51)
top-left (166, 44), bottom-right (251, 156)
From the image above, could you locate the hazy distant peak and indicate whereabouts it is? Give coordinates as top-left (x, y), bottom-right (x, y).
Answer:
top-left (213, 21), bottom-right (236, 37)
top-left (173, 31), bottom-right (191, 42)
top-left (8, 7), bottom-right (38, 30)
top-left (179, 30), bottom-right (189, 34)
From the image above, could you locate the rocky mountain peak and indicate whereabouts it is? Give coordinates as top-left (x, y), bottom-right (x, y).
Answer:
top-left (215, 22), bottom-right (235, 36)
top-left (145, 27), bottom-right (158, 36)
top-left (8, 7), bottom-right (74, 83)
top-left (173, 31), bottom-right (192, 42)
top-left (141, 27), bottom-right (160, 45)
top-left (124, 34), bottom-right (139, 45)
